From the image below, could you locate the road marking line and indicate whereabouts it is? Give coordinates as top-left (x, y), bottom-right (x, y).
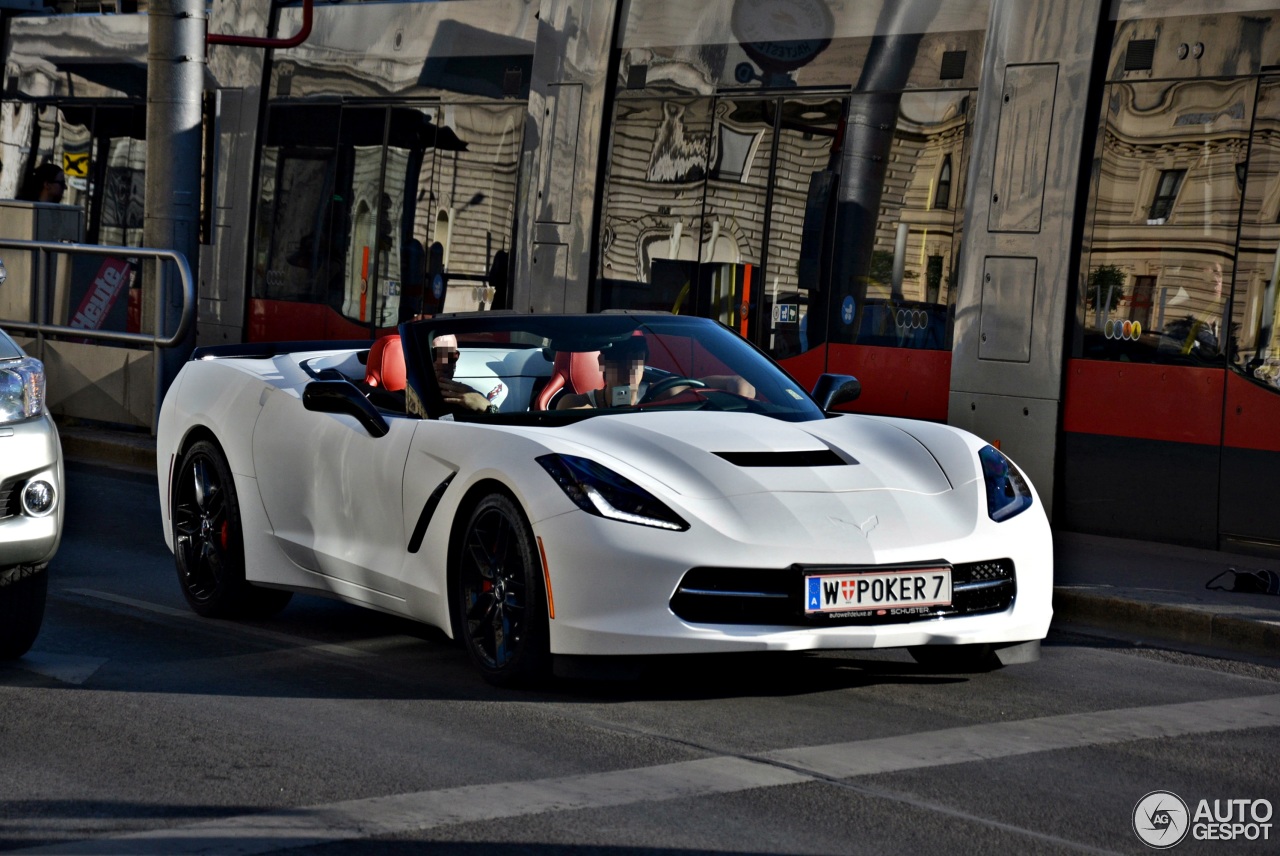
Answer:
top-left (759, 692), bottom-right (1280, 777)
top-left (15, 693), bottom-right (1280, 856)
top-left (65, 589), bottom-right (373, 659)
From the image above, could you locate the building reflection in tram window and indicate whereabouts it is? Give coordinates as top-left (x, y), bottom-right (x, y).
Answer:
top-left (1232, 78), bottom-right (1280, 392)
top-left (1080, 78), bottom-right (1252, 368)
top-left (595, 88), bottom-right (970, 363)
top-left (850, 89), bottom-right (969, 354)
top-left (595, 98), bottom-right (714, 315)
top-left (252, 100), bottom-right (521, 339)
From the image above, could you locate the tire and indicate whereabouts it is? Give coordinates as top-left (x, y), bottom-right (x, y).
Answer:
top-left (0, 563), bottom-right (47, 660)
top-left (455, 493), bottom-right (550, 687)
top-left (908, 643), bottom-right (1001, 673)
top-left (172, 439), bottom-right (292, 619)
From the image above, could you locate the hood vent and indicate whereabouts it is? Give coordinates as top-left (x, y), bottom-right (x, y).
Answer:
top-left (714, 449), bottom-right (851, 468)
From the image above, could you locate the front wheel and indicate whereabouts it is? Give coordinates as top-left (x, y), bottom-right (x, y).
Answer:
top-left (0, 564), bottom-right (48, 659)
top-left (172, 439), bottom-right (292, 619)
top-left (456, 493), bottom-right (550, 687)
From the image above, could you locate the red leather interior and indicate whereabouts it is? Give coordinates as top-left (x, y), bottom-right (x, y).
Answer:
top-left (534, 350), bottom-right (602, 410)
top-left (365, 334), bottom-right (406, 391)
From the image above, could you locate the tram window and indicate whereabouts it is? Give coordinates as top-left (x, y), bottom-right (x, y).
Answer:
top-left (1081, 79), bottom-right (1250, 367)
top-left (254, 104), bottom-right (343, 310)
top-left (764, 97), bottom-right (842, 358)
top-left (430, 103), bottom-right (522, 313)
top-left (1232, 79), bottom-right (1280, 391)
top-left (595, 98), bottom-right (714, 313)
top-left (834, 90), bottom-right (968, 353)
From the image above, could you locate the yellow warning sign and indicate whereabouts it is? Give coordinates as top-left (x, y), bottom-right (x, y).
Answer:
top-left (63, 151), bottom-right (89, 179)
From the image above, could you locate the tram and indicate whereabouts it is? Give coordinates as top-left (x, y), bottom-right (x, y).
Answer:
top-left (2, 0), bottom-right (1279, 555)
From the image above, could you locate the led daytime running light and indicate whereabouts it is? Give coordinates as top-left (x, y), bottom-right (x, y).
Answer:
top-left (537, 454), bottom-right (688, 531)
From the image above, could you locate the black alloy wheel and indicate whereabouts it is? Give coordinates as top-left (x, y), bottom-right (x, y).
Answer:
top-left (172, 439), bottom-right (291, 619)
top-left (457, 493), bottom-right (550, 687)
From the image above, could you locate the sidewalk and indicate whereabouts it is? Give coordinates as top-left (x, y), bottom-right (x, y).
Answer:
top-left (1053, 531), bottom-right (1280, 661)
top-left (56, 419), bottom-right (1280, 662)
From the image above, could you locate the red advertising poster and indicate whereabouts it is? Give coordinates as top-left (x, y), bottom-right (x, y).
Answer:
top-left (69, 257), bottom-right (133, 330)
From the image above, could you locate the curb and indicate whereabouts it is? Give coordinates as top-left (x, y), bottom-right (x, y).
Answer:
top-left (1053, 587), bottom-right (1280, 660)
top-left (57, 426), bottom-right (156, 474)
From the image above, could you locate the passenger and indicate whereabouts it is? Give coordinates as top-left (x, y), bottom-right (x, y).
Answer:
top-left (433, 334), bottom-right (504, 414)
top-left (556, 336), bottom-right (754, 410)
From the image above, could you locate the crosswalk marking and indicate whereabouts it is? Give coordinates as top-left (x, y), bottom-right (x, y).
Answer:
top-left (15, 693), bottom-right (1280, 856)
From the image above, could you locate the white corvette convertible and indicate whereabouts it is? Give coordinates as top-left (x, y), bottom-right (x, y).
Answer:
top-left (157, 313), bottom-right (1051, 685)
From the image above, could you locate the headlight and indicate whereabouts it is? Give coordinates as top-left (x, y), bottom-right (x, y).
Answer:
top-left (979, 445), bottom-right (1033, 522)
top-left (537, 454), bottom-right (689, 531)
top-left (0, 357), bottom-right (45, 424)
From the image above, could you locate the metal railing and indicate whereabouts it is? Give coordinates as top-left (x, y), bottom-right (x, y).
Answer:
top-left (0, 237), bottom-right (194, 345)
top-left (0, 238), bottom-right (195, 430)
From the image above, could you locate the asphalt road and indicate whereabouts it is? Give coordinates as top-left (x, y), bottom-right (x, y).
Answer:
top-left (1, 462), bottom-right (1278, 855)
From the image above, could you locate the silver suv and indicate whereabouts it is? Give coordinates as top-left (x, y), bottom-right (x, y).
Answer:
top-left (0, 328), bottom-right (62, 658)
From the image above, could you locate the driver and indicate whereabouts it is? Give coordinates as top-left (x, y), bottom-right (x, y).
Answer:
top-left (556, 336), bottom-right (649, 410)
top-left (555, 336), bottom-right (755, 410)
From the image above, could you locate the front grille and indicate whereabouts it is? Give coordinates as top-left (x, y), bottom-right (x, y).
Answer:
top-left (670, 559), bottom-right (1016, 626)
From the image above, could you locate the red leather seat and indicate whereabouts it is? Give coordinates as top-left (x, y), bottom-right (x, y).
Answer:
top-left (365, 334), bottom-right (406, 392)
top-left (534, 350), bottom-right (602, 410)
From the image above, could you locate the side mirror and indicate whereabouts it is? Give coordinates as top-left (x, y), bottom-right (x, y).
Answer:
top-left (811, 373), bottom-right (861, 411)
top-left (303, 380), bottom-right (390, 438)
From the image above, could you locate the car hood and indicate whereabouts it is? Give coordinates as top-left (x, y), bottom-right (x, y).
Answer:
top-left (541, 411), bottom-right (954, 500)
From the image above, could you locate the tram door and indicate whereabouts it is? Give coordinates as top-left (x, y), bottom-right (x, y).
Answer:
top-left (1063, 74), bottom-right (1280, 550)
top-left (252, 103), bottom-right (442, 340)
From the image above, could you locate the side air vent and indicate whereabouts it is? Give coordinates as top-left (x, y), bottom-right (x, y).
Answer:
top-left (1125, 39), bottom-right (1156, 71)
top-left (940, 50), bottom-right (967, 80)
top-left (714, 449), bottom-right (850, 467)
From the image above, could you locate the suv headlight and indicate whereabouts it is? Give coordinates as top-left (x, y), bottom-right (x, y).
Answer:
top-left (537, 454), bottom-right (688, 531)
top-left (0, 357), bottom-right (45, 424)
top-left (979, 445), bottom-right (1033, 522)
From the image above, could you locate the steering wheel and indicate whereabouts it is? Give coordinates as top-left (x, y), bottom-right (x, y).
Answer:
top-left (641, 375), bottom-right (706, 403)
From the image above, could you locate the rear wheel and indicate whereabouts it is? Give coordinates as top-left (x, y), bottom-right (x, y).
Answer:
top-left (456, 493), bottom-right (550, 687)
top-left (0, 564), bottom-right (47, 659)
top-left (908, 643), bottom-right (1001, 673)
top-left (172, 439), bottom-right (292, 619)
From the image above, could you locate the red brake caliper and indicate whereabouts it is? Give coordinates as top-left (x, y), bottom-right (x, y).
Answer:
top-left (220, 521), bottom-right (230, 550)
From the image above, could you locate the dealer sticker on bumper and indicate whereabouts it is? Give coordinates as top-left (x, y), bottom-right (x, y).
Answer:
top-left (804, 568), bottom-right (952, 614)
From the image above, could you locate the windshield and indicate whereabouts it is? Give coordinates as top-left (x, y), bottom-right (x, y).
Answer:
top-left (401, 314), bottom-right (826, 423)
top-left (0, 328), bottom-right (22, 361)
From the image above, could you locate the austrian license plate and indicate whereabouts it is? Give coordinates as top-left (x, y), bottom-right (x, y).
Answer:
top-left (804, 567), bottom-right (952, 615)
